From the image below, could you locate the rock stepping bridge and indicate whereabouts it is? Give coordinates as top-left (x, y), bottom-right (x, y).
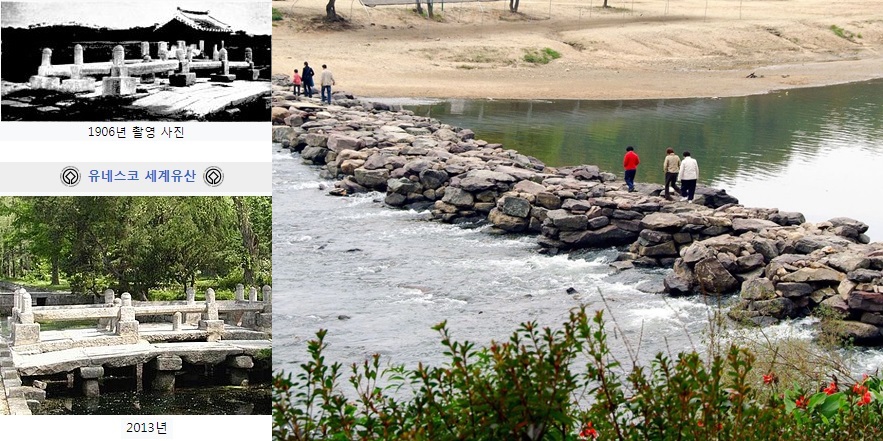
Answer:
top-left (272, 87), bottom-right (883, 346)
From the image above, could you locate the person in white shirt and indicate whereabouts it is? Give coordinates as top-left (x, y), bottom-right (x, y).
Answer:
top-left (320, 64), bottom-right (335, 104)
top-left (678, 151), bottom-right (699, 202)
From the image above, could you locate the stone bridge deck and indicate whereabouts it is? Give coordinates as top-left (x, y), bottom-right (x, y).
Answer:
top-left (13, 337), bottom-right (270, 377)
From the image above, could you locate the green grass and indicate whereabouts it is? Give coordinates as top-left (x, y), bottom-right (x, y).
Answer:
top-left (272, 8), bottom-right (283, 21)
top-left (523, 47), bottom-right (562, 64)
top-left (255, 348), bottom-right (272, 361)
top-left (830, 24), bottom-right (858, 41)
top-left (0, 277), bottom-right (70, 291)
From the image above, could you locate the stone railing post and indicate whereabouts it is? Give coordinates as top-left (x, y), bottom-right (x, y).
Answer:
top-left (211, 48), bottom-right (235, 83)
top-left (170, 48), bottom-right (195, 86)
top-left (212, 44), bottom-right (219, 61)
top-left (158, 42), bottom-right (169, 61)
top-left (249, 286), bottom-right (258, 303)
top-left (98, 289), bottom-right (115, 331)
top-left (256, 285), bottom-right (272, 332)
top-left (30, 48), bottom-right (61, 89)
top-left (102, 45), bottom-right (135, 96)
top-left (12, 290), bottom-right (40, 346)
top-left (184, 286), bottom-right (199, 325)
top-left (140, 41), bottom-right (150, 59)
top-left (239, 47), bottom-right (260, 81)
top-left (61, 43), bottom-right (95, 93)
top-left (116, 293), bottom-right (139, 343)
top-left (198, 288), bottom-right (224, 342)
top-left (198, 40), bottom-right (205, 56)
top-left (235, 283), bottom-right (245, 302)
top-left (245, 48), bottom-right (253, 65)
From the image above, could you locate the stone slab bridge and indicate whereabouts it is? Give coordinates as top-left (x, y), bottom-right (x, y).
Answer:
top-left (29, 39), bottom-right (261, 96)
top-left (2, 284), bottom-right (271, 411)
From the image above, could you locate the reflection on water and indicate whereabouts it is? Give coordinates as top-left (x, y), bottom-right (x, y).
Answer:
top-left (402, 79), bottom-right (883, 238)
top-left (36, 386), bottom-right (271, 415)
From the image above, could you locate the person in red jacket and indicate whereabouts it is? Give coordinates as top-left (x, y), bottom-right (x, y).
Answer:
top-left (623, 145), bottom-right (640, 192)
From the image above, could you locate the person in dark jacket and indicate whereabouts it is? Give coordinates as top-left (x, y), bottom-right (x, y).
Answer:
top-left (301, 61), bottom-right (315, 98)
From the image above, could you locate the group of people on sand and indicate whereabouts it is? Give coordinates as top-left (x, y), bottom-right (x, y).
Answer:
top-left (622, 146), bottom-right (699, 202)
top-left (292, 61), bottom-right (335, 104)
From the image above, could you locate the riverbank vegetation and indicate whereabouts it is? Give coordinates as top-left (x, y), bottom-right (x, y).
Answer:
top-left (0, 196), bottom-right (271, 300)
top-left (273, 307), bottom-right (882, 440)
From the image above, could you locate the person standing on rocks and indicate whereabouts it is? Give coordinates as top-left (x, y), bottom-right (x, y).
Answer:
top-left (292, 68), bottom-right (302, 96)
top-left (662, 148), bottom-right (681, 200)
top-left (678, 151), bottom-right (699, 202)
top-left (301, 61), bottom-right (315, 98)
top-left (320, 64), bottom-right (335, 105)
top-left (623, 146), bottom-right (640, 192)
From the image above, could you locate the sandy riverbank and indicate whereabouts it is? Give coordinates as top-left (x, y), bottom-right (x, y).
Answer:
top-left (272, 0), bottom-right (883, 100)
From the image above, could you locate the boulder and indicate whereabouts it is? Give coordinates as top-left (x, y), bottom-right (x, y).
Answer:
top-left (535, 192), bottom-right (562, 210)
top-left (558, 225), bottom-right (637, 248)
top-left (497, 196), bottom-right (532, 218)
top-left (301, 146), bottom-right (329, 164)
top-left (664, 272), bottom-right (692, 295)
top-left (637, 241), bottom-right (678, 257)
top-left (639, 229), bottom-right (673, 244)
top-left (387, 178), bottom-right (422, 195)
top-left (828, 217), bottom-right (869, 234)
top-left (441, 187), bottom-right (475, 208)
top-left (694, 257), bottom-right (739, 294)
top-left (776, 282), bottom-right (814, 298)
top-left (513, 180), bottom-right (546, 195)
top-left (822, 320), bottom-right (881, 344)
top-left (419, 169), bottom-right (449, 190)
top-left (694, 187), bottom-right (739, 208)
top-left (753, 297), bottom-right (795, 319)
top-left (768, 211), bottom-right (805, 226)
top-left (860, 313), bottom-right (883, 327)
top-left (640, 212), bottom-right (686, 230)
top-left (822, 295), bottom-right (850, 315)
top-left (459, 170), bottom-right (516, 192)
top-left (384, 193), bottom-right (407, 206)
top-left (781, 267), bottom-right (844, 283)
top-left (731, 218), bottom-right (780, 234)
top-left (587, 216), bottom-right (611, 230)
top-left (353, 168), bottom-right (389, 188)
top-left (488, 208), bottom-right (528, 232)
top-left (847, 269), bottom-right (881, 283)
top-left (562, 199), bottom-right (593, 213)
top-left (736, 253), bottom-right (766, 271)
top-left (848, 291), bottom-right (883, 312)
top-left (751, 237), bottom-right (780, 262)
top-left (546, 210), bottom-right (588, 231)
top-left (682, 242), bottom-right (713, 265)
top-left (327, 134), bottom-right (364, 152)
top-left (826, 253), bottom-right (870, 273)
top-left (740, 278), bottom-right (776, 301)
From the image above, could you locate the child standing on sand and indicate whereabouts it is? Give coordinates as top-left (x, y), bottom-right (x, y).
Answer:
top-left (293, 69), bottom-right (302, 96)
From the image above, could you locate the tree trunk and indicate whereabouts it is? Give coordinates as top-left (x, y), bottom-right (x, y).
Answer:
top-left (603, 0), bottom-right (609, 7)
top-left (415, 0), bottom-right (423, 15)
top-left (51, 254), bottom-right (59, 286)
top-left (326, 0), bottom-right (337, 21)
top-left (427, 0), bottom-right (433, 18)
top-left (510, 0), bottom-right (520, 12)
top-left (232, 197), bottom-right (258, 286)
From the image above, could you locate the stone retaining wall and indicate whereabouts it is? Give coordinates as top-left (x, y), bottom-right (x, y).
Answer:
top-left (272, 86), bottom-right (883, 346)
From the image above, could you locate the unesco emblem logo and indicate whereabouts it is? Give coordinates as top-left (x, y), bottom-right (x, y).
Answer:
top-left (203, 166), bottom-right (224, 187)
top-left (60, 166), bottom-right (81, 187)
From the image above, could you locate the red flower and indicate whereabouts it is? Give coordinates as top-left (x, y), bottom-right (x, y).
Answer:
top-left (795, 395), bottom-right (808, 409)
top-left (579, 422), bottom-right (598, 440)
top-left (858, 391), bottom-right (872, 407)
top-left (696, 420), bottom-right (704, 428)
top-left (763, 373), bottom-right (776, 385)
top-left (823, 382), bottom-right (838, 395)
top-left (853, 384), bottom-right (868, 395)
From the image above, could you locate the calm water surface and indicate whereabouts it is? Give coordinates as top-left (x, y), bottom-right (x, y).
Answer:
top-left (402, 79), bottom-right (883, 239)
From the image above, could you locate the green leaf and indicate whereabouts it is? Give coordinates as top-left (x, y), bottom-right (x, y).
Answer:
top-left (818, 393), bottom-right (844, 419)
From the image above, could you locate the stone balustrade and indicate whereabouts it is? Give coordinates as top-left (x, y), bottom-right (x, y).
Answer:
top-left (8, 285), bottom-right (271, 348)
top-left (29, 39), bottom-right (259, 95)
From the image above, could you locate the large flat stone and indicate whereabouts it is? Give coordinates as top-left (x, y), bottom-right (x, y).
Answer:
top-left (781, 267), bottom-right (845, 283)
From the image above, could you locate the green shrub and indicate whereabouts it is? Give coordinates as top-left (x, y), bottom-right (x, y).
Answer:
top-left (523, 47), bottom-right (562, 64)
top-left (272, 8), bottom-right (284, 21)
top-left (273, 307), bottom-right (883, 440)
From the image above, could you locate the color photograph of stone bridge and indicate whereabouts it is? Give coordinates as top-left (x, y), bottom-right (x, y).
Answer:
top-left (0, 196), bottom-right (272, 415)
top-left (1, 2), bottom-right (271, 121)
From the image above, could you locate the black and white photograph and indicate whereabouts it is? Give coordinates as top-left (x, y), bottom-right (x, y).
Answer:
top-left (1, 2), bottom-right (271, 121)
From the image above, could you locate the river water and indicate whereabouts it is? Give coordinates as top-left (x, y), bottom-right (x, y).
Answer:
top-left (274, 80), bottom-right (883, 381)
top-left (401, 79), bottom-right (883, 240)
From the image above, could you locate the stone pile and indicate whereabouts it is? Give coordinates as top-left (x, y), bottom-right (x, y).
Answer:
top-left (272, 85), bottom-right (883, 345)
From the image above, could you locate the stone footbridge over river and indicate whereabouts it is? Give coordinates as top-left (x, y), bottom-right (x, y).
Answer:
top-left (1, 285), bottom-right (271, 415)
